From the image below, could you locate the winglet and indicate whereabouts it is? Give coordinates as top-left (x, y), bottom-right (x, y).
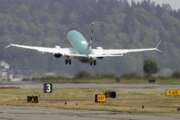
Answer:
top-left (155, 40), bottom-right (162, 53)
top-left (5, 44), bottom-right (12, 48)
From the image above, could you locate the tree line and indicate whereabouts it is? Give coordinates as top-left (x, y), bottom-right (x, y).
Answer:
top-left (0, 0), bottom-right (179, 75)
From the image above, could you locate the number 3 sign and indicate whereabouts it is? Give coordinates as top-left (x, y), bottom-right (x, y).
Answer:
top-left (43, 83), bottom-right (53, 93)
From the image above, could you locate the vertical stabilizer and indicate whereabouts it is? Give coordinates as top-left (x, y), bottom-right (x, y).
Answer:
top-left (89, 23), bottom-right (95, 49)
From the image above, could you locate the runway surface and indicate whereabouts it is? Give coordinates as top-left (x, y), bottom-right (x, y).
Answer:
top-left (1, 106), bottom-right (180, 120)
top-left (1, 82), bottom-right (180, 91)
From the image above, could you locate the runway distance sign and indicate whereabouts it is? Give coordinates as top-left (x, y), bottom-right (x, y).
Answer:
top-left (27, 96), bottom-right (38, 103)
top-left (95, 94), bottom-right (106, 103)
top-left (165, 89), bottom-right (180, 96)
top-left (43, 83), bottom-right (53, 93)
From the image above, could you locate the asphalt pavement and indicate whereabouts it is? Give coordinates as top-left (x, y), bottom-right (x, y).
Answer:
top-left (1, 106), bottom-right (180, 120)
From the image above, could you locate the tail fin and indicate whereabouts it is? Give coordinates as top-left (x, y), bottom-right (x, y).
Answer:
top-left (88, 22), bottom-right (95, 49)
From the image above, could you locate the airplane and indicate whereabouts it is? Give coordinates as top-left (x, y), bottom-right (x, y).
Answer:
top-left (6, 30), bottom-right (161, 66)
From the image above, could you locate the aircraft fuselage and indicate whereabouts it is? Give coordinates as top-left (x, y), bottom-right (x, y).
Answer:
top-left (66, 30), bottom-right (96, 64)
top-left (67, 30), bottom-right (91, 55)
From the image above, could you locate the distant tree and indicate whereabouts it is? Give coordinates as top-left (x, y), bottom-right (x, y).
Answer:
top-left (172, 71), bottom-right (180, 78)
top-left (0, 0), bottom-right (180, 75)
top-left (143, 59), bottom-right (159, 77)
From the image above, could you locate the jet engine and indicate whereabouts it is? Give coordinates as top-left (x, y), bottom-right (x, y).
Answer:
top-left (96, 47), bottom-right (103, 50)
top-left (54, 53), bottom-right (62, 58)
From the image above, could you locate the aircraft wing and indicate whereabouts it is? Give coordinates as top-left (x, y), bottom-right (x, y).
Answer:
top-left (6, 43), bottom-right (86, 57)
top-left (90, 41), bottom-right (161, 58)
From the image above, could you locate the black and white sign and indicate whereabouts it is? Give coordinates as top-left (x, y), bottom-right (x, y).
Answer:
top-left (43, 83), bottom-right (53, 93)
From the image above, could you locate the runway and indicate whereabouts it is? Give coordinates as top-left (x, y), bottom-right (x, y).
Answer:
top-left (1, 106), bottom-right (180, 120)
top-left (1, 82), bottom-right (180, 91)
top-left (0, 82), bottom-right (180, 120)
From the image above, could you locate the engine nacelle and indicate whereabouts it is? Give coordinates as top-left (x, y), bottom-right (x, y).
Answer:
top-left (54, 53), bottom-right (62, 58)
top-left (55, 46), bottom-right (61, 49)
top-left (96, 47), bottom-right (103, 50)
top-left (97, 57), bottom-right (104, 59)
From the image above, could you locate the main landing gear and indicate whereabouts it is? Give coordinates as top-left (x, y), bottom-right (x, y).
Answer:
top-left (90, 60), bottom-right (96, 66)
top-left (65, 59), bottom-right (71, 65)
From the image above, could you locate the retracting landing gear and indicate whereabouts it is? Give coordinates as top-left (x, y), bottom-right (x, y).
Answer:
top-left (65, 59), bottom-right (71, 65)
top-left (93, 60), bottom-right (96, 65)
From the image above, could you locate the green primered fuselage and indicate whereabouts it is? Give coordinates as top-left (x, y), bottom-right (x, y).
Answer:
top-left (67, 30), bottom-right (91, 55)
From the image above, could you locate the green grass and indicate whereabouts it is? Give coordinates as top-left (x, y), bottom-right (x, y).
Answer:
top-left (157, 79), bottom-right (180, 84)
top-left (28, 72), bottom-right (180, 84)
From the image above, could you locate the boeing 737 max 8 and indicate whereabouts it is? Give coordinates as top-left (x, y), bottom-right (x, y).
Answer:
top-left (6, 30), bottom-right (161, 65)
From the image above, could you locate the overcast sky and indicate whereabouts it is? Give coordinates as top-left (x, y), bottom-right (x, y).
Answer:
top-left (128, 0), bottom-right (180, 10)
